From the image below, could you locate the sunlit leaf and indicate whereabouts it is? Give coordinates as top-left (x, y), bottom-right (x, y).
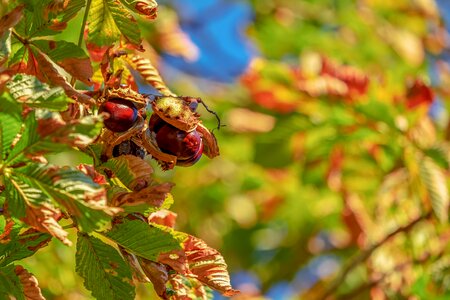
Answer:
top-left (87, 0), bottom-right (141, 46)
top-left (419, 157), bottom-right (449, 222)
top-left (100, 155), bottom-right (153, 190)
top-left (119, 0), bottom-right (158, 19)
top-left (184, 235), bottom-right (239, 296)
top-left (76, 233), bottom-right (135, 300)
top-left (104, 219), bottom-right (186, 261)
top-left (7, 74), bottom-right (71, 111)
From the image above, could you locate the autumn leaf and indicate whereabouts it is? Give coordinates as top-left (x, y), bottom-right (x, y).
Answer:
top-left (0, 5), bottom-right (24, 37)
top-left (87, 0), bottom-right (141, 46)
top-left (111, 182), bottom-right (174, 208)
top-left (138, 258), bottom-right (169, 298)
top-left (148, 210), bottom-right (178, 228)
top-left (32, 40), bottom-right (93, 85)
top-left (183, 236), bottom-right (239, 296)
top-left (120, 0), bottom-right (158, 19)
top-left (15, 265), bottom-right (45, 300)
top-left (22, 203), bottom-right (71, 246)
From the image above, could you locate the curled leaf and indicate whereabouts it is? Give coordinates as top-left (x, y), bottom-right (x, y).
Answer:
top-left (14, 265), bottom-right (45, 300)
top-left (138, 258), bottom-right (170, 298)
top-left (184, 236), bottom-right (239, 296)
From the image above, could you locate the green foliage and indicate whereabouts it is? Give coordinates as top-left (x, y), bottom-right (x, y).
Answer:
top-left (0, 265), bottom-right (24, 300)
top-left (1, 0), bottom-right (450, 299)
top-left (76, 232), bottom-right (135, 300)
top-left (104, 219), bottom-right (185, 261)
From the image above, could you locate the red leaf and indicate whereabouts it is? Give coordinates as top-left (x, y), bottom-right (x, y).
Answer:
top-left (184, 236), bottom-right (239, 296)
top-left (405, 78), bottom-right (433, 110)
top-left (149, 210), bottom-right (178, 228)
top-left (320, 57), bottom-right (369, 97)
top-left (77, 164), bottom-right (108, 185)
top-left (0, 220), bottom-right (14, 242)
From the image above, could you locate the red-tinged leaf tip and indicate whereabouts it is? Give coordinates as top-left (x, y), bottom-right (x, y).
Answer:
top-left (77, 164), bottom-right (108, 185)
top-left (15, 266), bottom-right (45, 300)
top-left (136, 1), bottom-right (158, 19)
top-left (184, 236), bottom-right (240, 296)
top-left (149, 210), bottom-right (178, 228)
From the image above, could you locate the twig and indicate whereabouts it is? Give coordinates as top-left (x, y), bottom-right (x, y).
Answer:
top-left (317, 212), bottom-right (431, 300)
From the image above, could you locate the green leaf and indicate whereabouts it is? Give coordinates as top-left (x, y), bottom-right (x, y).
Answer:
top-left (0, 265), bottom-right (24, 300)
top-left (0, 111), bottom-right (22, 161)
top-left (76, 233), bottom-right (135, 300)
top-left (100, 155), bottom-right (153, 189)
top-left (6, 164), bottom-right (116, 232)
top-left (104, 219), bottom-right (185, 261)
top-left (5, 111), bottom-right (102, 166)
top-left (424, 144), bottom-right (450, 170)
top-left (419, 157), bottom-right (449, 222)
top-left (7, 74), bottom-right (72, 111)
top-left (88, 0), bottom-right (141, 46)
top-left (0, 224), bottom-right (51, 267)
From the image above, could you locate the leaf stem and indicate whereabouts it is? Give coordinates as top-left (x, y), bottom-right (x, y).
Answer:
top-left (71, 0), bottom-right (92, 86)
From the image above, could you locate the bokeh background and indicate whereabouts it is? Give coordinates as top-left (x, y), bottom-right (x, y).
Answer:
top-left (21, 0), bottom-right (450, 299)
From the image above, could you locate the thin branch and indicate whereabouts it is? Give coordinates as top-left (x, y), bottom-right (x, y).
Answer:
top-left (70, 0), bottom-right (92, 86)
top-left (317, 212), bottom-right (431, 300)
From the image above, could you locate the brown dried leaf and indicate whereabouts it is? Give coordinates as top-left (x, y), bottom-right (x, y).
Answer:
top-left (158, 249), bottom-right (190, 276)
top-left (15, 265), bottom-right (45, 300)
top-left (149, 209), bottom-right (178, 228)
top-left (0, 220), bottom-right (14, 242)
top-left (12, 47), bottom-right (94, 105)
top-left (139, 258), bottom-right (170, 298)
top-left (59, 57), bottom-right (93, 85)
top-left (119, 247), bottom-right (150, 283)
top-left (22, 203), bottom-right (71, 246)
top-left (184, 235), bottom-right (239, 296)
top-left (0, 5), bottom-right (24, 36)
top-left (113, 182), bottom-right (174, 208)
